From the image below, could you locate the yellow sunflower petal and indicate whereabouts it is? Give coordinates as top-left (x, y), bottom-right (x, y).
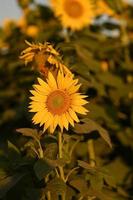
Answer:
top-left (71, 93), bottom-right (88, 99)
top-left (71, 98), bottom-right (88, 106)
top-left (47, 72), bottom-right (57, 90)
top-left (33, 84), bottom-right (51, 94)
top-left (68, 84), bottom-right (81, 94)
top-left (40, 111), bottom-right (52, 126)
top-left (65, 112), bottom-right (74, 127)
top-left (32, 111), bottom-right (45, 124)
top-left (57, 71), bottom-right (64, 89)
top-left (29, 102), bottom-right (45, 112)
top-left (51, 115), bottom-right (59, 133)
top-left (68, 108), bottom-right (79, 123)
top-left (29, 95), bottom-right (47, 102)
top-left (71, 105), bottom-right (88, 115)
top-left (62, 113), bottom-right (69, 130)
top-left (43, 116), bottom-right (54, 131)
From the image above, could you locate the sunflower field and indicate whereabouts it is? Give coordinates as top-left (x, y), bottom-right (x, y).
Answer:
top-left (0, 0), bottom-right (133, 199)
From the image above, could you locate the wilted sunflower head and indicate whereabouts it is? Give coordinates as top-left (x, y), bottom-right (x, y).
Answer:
top-left (20, 40), bottom-right (59, 64)
top-left (20, 40), bottom-right (72, 77)
top-left (29, 71), bottom-right (88, 133)
top-left (51, 0), bottom-right (94, 30)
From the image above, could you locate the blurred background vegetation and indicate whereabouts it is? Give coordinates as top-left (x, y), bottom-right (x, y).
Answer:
top-left (0, 0), bottom-right (133, 199)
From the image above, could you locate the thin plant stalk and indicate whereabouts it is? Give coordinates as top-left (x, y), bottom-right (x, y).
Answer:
top-left (88, 139), bottom-right (95, 167)
top-left (58, 131), bottom-right (65, 181)
top-left (58, 131), bottom-right (66, 200)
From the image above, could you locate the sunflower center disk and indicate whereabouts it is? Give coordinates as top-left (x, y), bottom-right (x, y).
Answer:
top-left (64, 0), bottom-right (83, 18)
top-left (46, 90), bottom-right (70, 115)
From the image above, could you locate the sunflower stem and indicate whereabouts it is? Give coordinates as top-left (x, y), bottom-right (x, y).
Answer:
top-left (37, 140), bottom-right (44, 158)
top-left (58, 131), bottom-right (65, 182)
top-left (88, 139), bottom-right (95, 167)
top-left (65, 167), bottom-right (79, 182)
top-left (47, 191), bottom-right (51, 200)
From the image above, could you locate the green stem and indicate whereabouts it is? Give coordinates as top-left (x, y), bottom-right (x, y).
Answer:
top-left (37, 140), bottom-right (43, 158)
top-left (69, 139), bottom-right (80, 158)
top-left (47, 191), bottom-right (51, 200)
top-left (78, 196), bottom-right (84, 200)
top-left (58, 131), bottom-right (66, 200)
top-left (58, 131), bottom-right (65, 182)
top-left (65, 167), bottom-right (79, 182)
top-left (88, 139), bottom-right (95, 167)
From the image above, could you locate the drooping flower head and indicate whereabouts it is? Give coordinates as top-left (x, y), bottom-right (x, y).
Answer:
top-left (50, 0), bottom-right (94, 30)
top-left (29, 71), bottom-right (88, 133)
top-left (20, 41), bottom-right (72, 77)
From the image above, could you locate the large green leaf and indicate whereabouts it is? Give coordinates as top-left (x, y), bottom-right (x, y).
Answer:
top-left (0, 173), bottom-right (26, 198)
top-left (33, 159), bottom-right (54, 180)
top-left (74, 118), bottom-right (112, 147)
top-left (16, 128), bottom-right (40, 141)
top-left (43, 178), bottom-right (67, 200)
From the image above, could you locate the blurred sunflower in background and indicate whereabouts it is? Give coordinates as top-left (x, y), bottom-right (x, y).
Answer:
top-left (94, 0), bottom-right (115, 16)
top-left (50, 0), bottom-right (94, 30)
top-left (29, 72), bottom-right (88, 133)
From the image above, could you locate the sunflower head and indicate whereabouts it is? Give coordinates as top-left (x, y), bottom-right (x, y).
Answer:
top-left (29, 71), bottom-right (88, 133)
top-left (20, 40), bottom-right (59, 64)
top-left (20, 40), bottom-right (72, 77)
top-left (51, 0), bottom-right (94, 30)
top-left (95, 0), bottom-right (115, 17)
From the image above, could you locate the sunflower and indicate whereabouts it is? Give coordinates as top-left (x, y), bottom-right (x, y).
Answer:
top-left (20, 41), bottom-right (72, 77)
top-left (29, 71), bottom-right (88, 133)
top-left (20, 40), bottom-right (59, 65)
top-left (95, 0), bottom-right (115, 16)
top-left (50, 0), bottom-right (94, 30)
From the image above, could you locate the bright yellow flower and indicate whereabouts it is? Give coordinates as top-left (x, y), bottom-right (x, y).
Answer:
top-left (17, 16), bottom-right (27, 29)
top-left (101, 61), bottom-right (109, 72)
top-left (95, 0), bottom-right (115, 16)
top-left (2, 19), bottom-right (16, 36)
top-left (20, 41), bottom-right (72, 77)
top-left (50, 0), bottom-right (94, 30)
top-left (26, 25), bottom-right (39, 38)
top-left (29, 72), bottom-right (88, 133)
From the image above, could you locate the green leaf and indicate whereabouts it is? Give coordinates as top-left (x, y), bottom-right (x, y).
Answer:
top-left (105, 158), bottom-right (129, 185)
top-left (8, 141), bottom-right (20, 155)
top-left (78, 160), bottom-right (96, 172)
top-left (44, 178), bottom-right (67, 199)
top-left (0, 169), bottom-right (8, 180)
top-left (22, 188), bottom-right (42, 200)
top-left (44, 143), bottom-right (58, 160)
top-left (33, 159), bottom-right (54, 180)
top-left (75, 44), bottom-right (101, 72)
top-left (78, 160), bottom-right (114, 189)
top-left (7, 141), bottom-right (21, 163)
top-left (16, 128), bottom-right (40, 141)
top-left (97, 72), bottom-right (123, 88)
top-left (74, 118), bottom-right (112, 147)
top-left (44, 157), bottom-right (65, 167)
top-left (0, 173), bottom-right (26, 198)
top-left (69, 176), bottom-right (89, 196)
top-left (89, 173), bottom-right (103, 191)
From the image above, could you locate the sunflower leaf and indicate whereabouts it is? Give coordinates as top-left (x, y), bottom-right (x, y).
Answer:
top-left (34, 159), bottom-right (54, 180)
top-left (16, 128), bottom-right (40, 141)
top-left (43, 178), bottom-right (67, 199)
top-left (74, 118), bottom-right (112, 147)
top-left (0, 173), bottom-right (26, 198)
